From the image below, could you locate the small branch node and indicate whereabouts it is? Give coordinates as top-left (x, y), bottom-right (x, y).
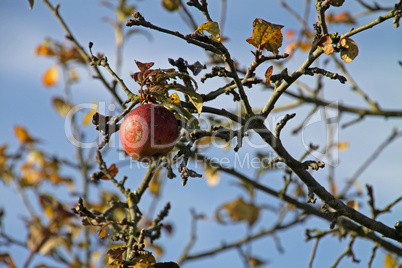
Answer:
top-left (274, 113), bottom-right (296, 137)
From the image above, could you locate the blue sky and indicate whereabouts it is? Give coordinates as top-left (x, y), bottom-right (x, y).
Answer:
top-left (1, 0), bottom-right (402, 267)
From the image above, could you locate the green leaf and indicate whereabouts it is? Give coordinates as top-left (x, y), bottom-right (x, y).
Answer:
top-left (52, 97), bottom-right (71, 117)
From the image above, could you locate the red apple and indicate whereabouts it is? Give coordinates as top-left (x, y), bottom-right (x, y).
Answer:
top-left (120, 104), bottom-right (179, 162)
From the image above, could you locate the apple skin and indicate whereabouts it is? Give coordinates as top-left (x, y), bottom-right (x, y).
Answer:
top-left (120, 104), bottom-right (179, 162)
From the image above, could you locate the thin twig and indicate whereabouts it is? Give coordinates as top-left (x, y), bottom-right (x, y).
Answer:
top-left (343, 6), bottom-right (401, 38)
top-left (42, 0), bottom-right (125, 106)
top-left (339, 129), bottom-right (402, 198)
top-left (253, 123), bottom-right (402, 243)
top-left (332, 56), bottom-right (380, 111)
top-left (367, 243), bottom-right (380, 268)
top-left (181, 217), bottom-right (303, 264)
top-left (177, 209), bottom-right (201, 265)
top-left (308, 238), bottom-right (320, 268)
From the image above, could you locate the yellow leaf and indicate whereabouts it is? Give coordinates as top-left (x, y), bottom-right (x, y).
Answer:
top-left (39, 195), bottom-right (55, 219)
top-left (204, 163), bottom-right (220, 187)
top-left (0, 144), bottom-right (7, 168)
top-left (172, 88), bottom-right (203, 115)
top-left (337, 141), bottom-right (349, 152)
top-left (107, 260), bottom-right (122, 268)
top-left (299, 41), bottom-right (312, 51)
top-left (52, 97), bottom-right (71, 117)
top-left (339, 36), bottom-right (358, 63)
top-left (20, 166), bottom-right (44, 186)
top-left (162, 0), bottom-right (180, 12)
top-left (384, 253), bottom-right (398, 268)
top-left (327, 11), bottom-right (356, 25)
top-left (217, 198), bottom-right (259, 226)
top-left (107, 247), bottom-right (127, 264)
top-left (168, 93), bottom-right (180, 104)
top-left (26, 149), bottom-right (46, 168)
top-left (14, 126), bottom-right (37, 144)
top-left (346, 200), bottom-right (359, 210)
top-left (83, 104), bottom-right (98, 126)
top-left (248, 256), bottom-right (266, 267)
top-left (98, 226), bottom-right (107, 239)
top-left (69, 69), bottom-right (79, 82)
top-left (43, 65), bottom-right (59, 87)
top-left (131, 252), bottom-right (156, 268)
top-left (49, 173), bottom-right (73, 186)
top-left (149, 169), bottom-right (161, 197)
top-left (35, 43), bottom-right (54, 57)
top-left (246, 18), bottom-right (284, 54)
top-left (195, 22), bottom-right (221, 42)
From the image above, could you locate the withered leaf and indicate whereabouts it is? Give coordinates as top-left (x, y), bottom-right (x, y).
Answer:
top-left (317, 34), bottom-right (335, 55)
top-left (346, 200), bottom-right (359, 210)
top-left (216, 198), bottom-right (260, 226)
top-left (135, 60), bottom-right (154, 72)
top-left (28, 0), bottom-right (34, 9)
top-left (264, 65), bottom-right (273, 87)
top-left (330, 0), bottom-right (345, 7)
top-left (107, 247), bottom-right (127, 264)
top-left (14, 126), bottom-right (37, 144)
top-left (204, 163), bottom-right (220, 187)
top-left (0, 253), bottom-right (16, 268)
top-left (101, 163), bottom-right (119, 180)
top-left (52, 97), bottom-right (71, 117)
top-left (131, 252), bottom-right (156, 267)
top-left (246, 18), bottom-right (284, 54)
top-left (187, 61), bottom-right (206, 76)
top-left (339, 36), bottom-right (358, 63)
top-left (327, 11), bottom-right (356, 25)
top-left (162, 0), bottom-right (180, 12)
